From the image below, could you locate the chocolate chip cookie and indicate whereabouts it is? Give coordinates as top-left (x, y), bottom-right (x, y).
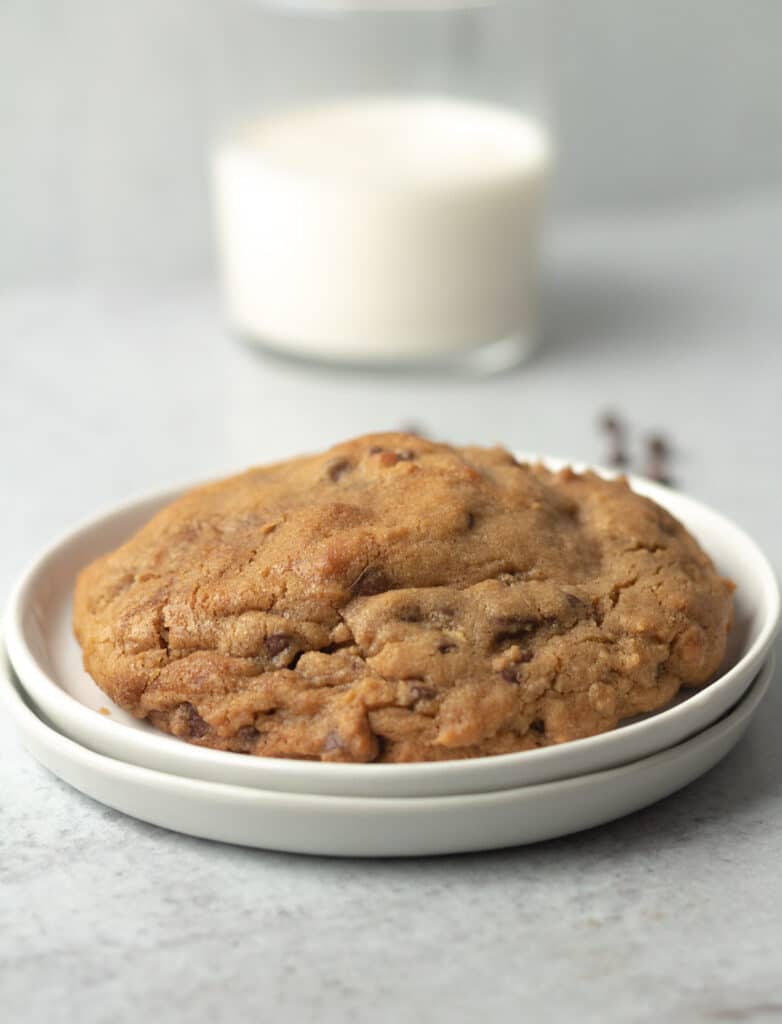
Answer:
top-left (73, 433), bottom-right (734, 762)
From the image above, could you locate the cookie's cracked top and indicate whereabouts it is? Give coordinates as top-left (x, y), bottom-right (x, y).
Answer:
top-left (73, 433), bottom-right (734, 762)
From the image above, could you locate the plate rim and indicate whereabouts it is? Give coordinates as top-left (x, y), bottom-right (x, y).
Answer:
top-left (4, 455), bottom-right (780, 791)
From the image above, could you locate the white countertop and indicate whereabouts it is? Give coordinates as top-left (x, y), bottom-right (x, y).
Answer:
top-left (2, 194), bottom-right (782, 1023)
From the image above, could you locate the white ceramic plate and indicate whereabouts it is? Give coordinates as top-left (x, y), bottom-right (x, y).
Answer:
top-left (5, 462), bottom-right (780, 798)
top-left (1, 651), bottom-right (774, 857)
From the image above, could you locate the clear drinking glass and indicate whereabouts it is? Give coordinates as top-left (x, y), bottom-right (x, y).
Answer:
top-left (209, 0), bottom-right (550, 370)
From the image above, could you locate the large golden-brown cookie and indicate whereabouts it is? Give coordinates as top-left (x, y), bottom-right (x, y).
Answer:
top-left (73, 433), bottom-right (734, 763)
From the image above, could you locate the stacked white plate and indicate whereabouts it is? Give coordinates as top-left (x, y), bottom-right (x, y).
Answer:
top-left (3, 464), bottom-right (779, 857)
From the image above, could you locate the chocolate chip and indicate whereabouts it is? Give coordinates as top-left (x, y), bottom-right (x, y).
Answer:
top-left (466, 512), bottom-right (477, 530)
top-left (645, 434), bottom-right (674, 486)
top-left (599, 412), bottom-right (622, 435)
top-left (529, 718), bottom-right (545, 734)
top-left (182, 702), bottom-right (209, 738)
top-left (266, 633), bottom-right (291, 656)
top-left (563, 592), bottom-right (589, 614)
top-left (158, 624), bottom-right (170, 654)
top-left (598, 411), bottom-right (628, 468)
top-left (368, 445), bottom-right (384, 455)
top-left (326, 458), bottom-right (352, 482)
top-left (609, 447), bottom-right (628, 468)
top-left (320, 640), bottom-right (355, 655)
top-left (236, 725), bottom-right (259, 746)
top-left (493, 616), bottom-right (541, 647)
top-left (438, 642), bottom-right (457, 654)
top-left (500, 650), bottom-right (533, 682)
top-left (351, 566), bottom-right (391, 597)
top-left (648, 435), bottom-right (670, 458)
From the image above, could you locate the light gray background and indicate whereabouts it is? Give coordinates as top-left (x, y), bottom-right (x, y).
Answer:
top-left (2, 3), bottom-right (782, 1022)
top-left (2, 0), bottom-right (782, 286)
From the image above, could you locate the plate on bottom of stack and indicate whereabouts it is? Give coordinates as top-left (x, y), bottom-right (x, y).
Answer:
top-left (1, 651), bottom-right (774, 858)
top-left (4, 457), bottom-right (780, 854)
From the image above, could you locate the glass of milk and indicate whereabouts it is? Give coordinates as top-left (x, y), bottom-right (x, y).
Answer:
top-left (210, 1), bottom-right (550, 370)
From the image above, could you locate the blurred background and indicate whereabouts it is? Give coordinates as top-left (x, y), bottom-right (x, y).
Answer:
top-left (3, 0), bottom-right (782, 287)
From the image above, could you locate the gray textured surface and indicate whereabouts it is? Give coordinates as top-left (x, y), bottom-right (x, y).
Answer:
top-left (2, 194), bottom-right (782, 1021)
top-left (3, 0), bottom-right (782, 286)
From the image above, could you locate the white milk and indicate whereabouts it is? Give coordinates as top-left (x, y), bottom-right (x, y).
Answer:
top-left (212, 96), bottom-right (550, 363)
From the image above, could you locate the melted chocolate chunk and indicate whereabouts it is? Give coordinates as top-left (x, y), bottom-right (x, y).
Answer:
top-left (266, 633), bottom-right (291, 656)
top-left (236, 725), bottom-right (259, 746)
top-left (351, 567), bottom-right (391, 597)
top-left (500, 650), bottom-right (533, 682)
top-left (182, 702), bottom-right (209, 738)
top-left (494, 616), bottom-right (543, 648)
top-left (326, 458), bottom-right (352, 482)
top-left (563, 591), bottom-right (588, 614)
